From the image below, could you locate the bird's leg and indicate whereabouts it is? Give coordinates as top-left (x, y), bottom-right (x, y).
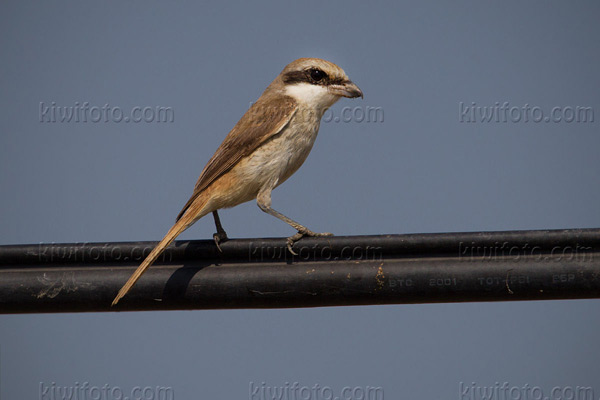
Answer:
top-left (256, 189), bottom-right (332, 255)
top-left (212, 210), bottom-right (228, 252)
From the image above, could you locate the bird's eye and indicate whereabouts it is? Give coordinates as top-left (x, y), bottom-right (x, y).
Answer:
top-left (309, 69), bottom-right (326, 82)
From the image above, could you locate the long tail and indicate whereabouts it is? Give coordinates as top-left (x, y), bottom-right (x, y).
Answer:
top-left (111, 194), bottom-right (210, 306)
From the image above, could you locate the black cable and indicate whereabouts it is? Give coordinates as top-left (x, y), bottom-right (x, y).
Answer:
top-left (0, 228), bottom-right (598, 313)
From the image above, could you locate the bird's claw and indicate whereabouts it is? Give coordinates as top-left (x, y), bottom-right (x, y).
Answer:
top-left (286, 230), bottom-right (333, 255)
top-left (213, 231), bottom-right (228, 252)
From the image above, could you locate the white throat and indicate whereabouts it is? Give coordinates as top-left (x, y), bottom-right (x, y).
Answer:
top-left (285, 82), bottom-right (340, 114)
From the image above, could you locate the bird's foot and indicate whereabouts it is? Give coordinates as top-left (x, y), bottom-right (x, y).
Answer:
top-left (286, 229), bottom-right (333, 255)
top-left (213, 230), bottom-right (229, 252)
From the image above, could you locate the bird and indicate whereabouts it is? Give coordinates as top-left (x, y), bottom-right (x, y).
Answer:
top-left (111, 57), bottom-right (363, 306)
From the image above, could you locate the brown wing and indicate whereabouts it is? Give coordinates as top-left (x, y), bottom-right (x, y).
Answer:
top-left (176, 94), bottom-right (298, 221)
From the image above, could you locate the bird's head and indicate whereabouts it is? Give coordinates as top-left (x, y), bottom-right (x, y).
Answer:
top-left (268, 58), bottom-right (363, 114)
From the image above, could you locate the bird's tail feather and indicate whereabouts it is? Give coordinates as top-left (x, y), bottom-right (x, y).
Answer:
top-left (111, 194), bottom-right (210, 306)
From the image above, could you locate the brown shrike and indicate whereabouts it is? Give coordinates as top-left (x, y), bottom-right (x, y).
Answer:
top-left (112, 58), bottom-right (363, 305)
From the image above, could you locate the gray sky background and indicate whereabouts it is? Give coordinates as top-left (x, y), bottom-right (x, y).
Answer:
top-left (1, 1), bottom-right (599, 399)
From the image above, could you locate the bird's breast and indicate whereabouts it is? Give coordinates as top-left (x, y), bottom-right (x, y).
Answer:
top-left (234, 107), bottom-right (321, 192)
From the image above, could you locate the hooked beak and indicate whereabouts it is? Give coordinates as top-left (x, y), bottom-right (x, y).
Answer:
top-left (328, 80), bottom-right (363, 99)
